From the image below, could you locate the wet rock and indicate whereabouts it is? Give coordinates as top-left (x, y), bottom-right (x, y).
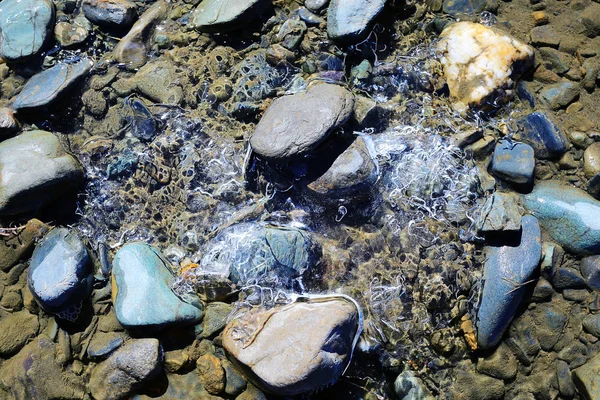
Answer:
top-left (0, 337), bottom-right (86, 399)
top-left (250, 83), bottom-right (353, 160)
top-left (0, 130), bottom-right (84, 215)
top-left (28, 228), bottom-right (93, 320)
top-left (89, 338), bottom-right (162, 400)
top-left (530, 25), bottom-right (560, 48)
top-left (295, 7), bottom-right (324, 25)
top-left (581, 255), bottom-right (600, 291)
top-left (477, 191), bottom-right (522, 233)
top-left (12, 58), bottom-right (93, 111)
top-left (82, 90), bottom-right (107, 117)
top-left (0, 107), bottom-right (18, 135)
top-left (490, 140), bottom-right (535, 185)
top-left (134, 61), bottom-right (183, 105)
top-left (552, 267), bottom-right (586, 290)
top-left (237, 384), bottom-right (268, 400)
top-left (437, 21), bottom-right (534, 112)
top-left (394, 371), bottom-right (430, 400)
top-left (583, 314), bottom-right (600, 338)
top-left (88, 332), bottom-right (126, 358)
top-left (306, 0), bottom-right (329, 12)
top-left (538, 80), bottom-right (580, 110)
top-left (277, 19), bottom-right (307, 51)
top-left (191, 0), bottom-right (270, 32)
top-left (580, 3), bottom-right (600, 38)
top-left (222, 296), bottom-right (361, 396)
top-left (307, 136), bottom-right (379, 197)
top-left (516, 111), bottom-right (568, 159)
top-left (523, 181), bottom-right (600, 254)
top-left (55, 21), bottom-right (89, 48)
top-left (532, 278), bottom-right (553, 302)
top-left (197, 353), bottom-right (225, 395)
top-left (452, 370), bottom-right (504, 400)
top-left (477, 343), bottom-right (518, 380)
top-left (0, 0), bottom-right (55, 62)
top-left (113, 1), bottom-right (169, 69)
top-left (223, 359), bottom-right (247, 396)
top-left (442, 0), bottom-right (497, 16)
top-left (0, 219), bottom-right (49, 272)
top-left (0, 311), bottom-right (38, 357)
top-left (83, 0), bottom-right (137, 28)
top-left (476, 215), bottom-right (542, 349)
top-left (123, 98), bottom-right (157, 142)
top-left (201, 302), bottom-right (232, 338)
top-left (112, 242), bottom-right (203, 330)
top-left (327, 0), bottom-right (386, 43)
top-left (584, 142), bottom-right (600, 178)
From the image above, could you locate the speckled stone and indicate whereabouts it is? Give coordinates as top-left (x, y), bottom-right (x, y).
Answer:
top-left (491, 140), bottom-right (535, 185)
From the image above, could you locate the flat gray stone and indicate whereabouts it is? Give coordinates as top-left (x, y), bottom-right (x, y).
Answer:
top-left (250, 83), bottom-right (354, 160)
top-left (191, 0), bottom-right (270, 32)
top-left (477, 191), bottom-right (522, 234)
top-left (327, 0), bottom-right (386, 43)
top-left (491, 140), bottom-right (535, 185)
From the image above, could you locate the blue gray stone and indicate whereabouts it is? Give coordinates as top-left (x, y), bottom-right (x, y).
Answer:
top-left (523, 181), bottom-right (600, 254)
top-left (477, 191), bottom-right (522, 234)
top-left (112, 243), bottom-right (203, 330)
top-left (27, 228), bottom-right (93, 320)
top-left (191, 0), bottom-right (270, 32)
top-left (327, 0), bottom-right (386, 43)
top-left (516, 111), bottom-right (569, 159)
top-left (538, 81), bottom-right (580, 110)
top-left (581, 255), bottom-right (600, 291)
top-left (490, 140), bottom-right (535, 185)
top-left (476, 215), bottom-right (542, 349)
top-left (0, 0), bottom-right (55, 62)
top-left (583, 314), bottom-right (600, 338)
top-left (552, 267), bottom-right (586, 290)
top-left (82, 0), bottom-right (137, 28)
top-left (12, 58), bottom-right (93, 111)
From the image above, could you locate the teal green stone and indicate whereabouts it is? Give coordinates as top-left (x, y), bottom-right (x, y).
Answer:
top-left (112, 243), bottom-right (203, 330)
top-left (0, 0), bottom-right (55, 62)
top-left (523, 181), bottom-right (600, 255)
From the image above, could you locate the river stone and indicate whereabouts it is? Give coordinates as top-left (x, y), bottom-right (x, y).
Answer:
top-left (584, 142), bottom-right (600, 178)
top-left (476, 191), bottom-right (522, 234)
top-left (394, 371), bottom-right (430, 400)
top-left (0, 0), bottom-right (55, 62)
top-left (191, 0), bottom-right (270, 32)
top-left (89, 338), bottom-right (162, 400)
top-left (476, 215), bottom-right (542, 349)
top-left (307, 136), bottom-right (379, 196)
top-left (0, 130), bottom-right (84, 215)
top-left (83, 0), bottom-right (137, 28)
top-left (0, 218), bottom-right (49, 272)
top-left (476, 343), bottom-right (518, 380)
top-left (0, 311), bottom-right (39, 357)
top-left (134, 61), bottom-right (184, 105)
top-left (573, 352), bottom-right (600, 400)
top-left (523, 181), bottom-right (600, 254)
top-left (516, 111), bottom-right (569, 159)
top-left (28, 228), bottom-right (93, 320)
top-left (327, 0), bottom-right (386, 43)
top-left (306, 0), bottom-right (329, 12)
top-left (250, 83), bottom-right (354, 160)
top-left (55, 21), bottom-right (89, 48)
top-left (201, 302), bottom-right (232, 338)
top-left (581, 255), bottom-right (600, 291)
top-left (437, 21), bottom-right (534, 112)
top-left (442, 0), bottom-right (497, 16)
top-left (12, 58), bottom-right (93, 111)
top-left (490, 140), bottom-right (535, 185)
top-left (112, 242), bottom-right (203, 330)
top-left (222, 297), bottom-right (361, 396)
top-left (87, 332), bottom-right (126, 358)
top-left (583, 314), bottom-right (600, 338)
top-left (538, 80), bottom-right (580, 110)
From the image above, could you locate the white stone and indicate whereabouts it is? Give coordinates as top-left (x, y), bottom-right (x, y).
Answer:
top-left (437, 22), bottom-right (534, 112)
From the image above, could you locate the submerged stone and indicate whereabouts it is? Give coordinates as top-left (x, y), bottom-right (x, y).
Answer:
top-left (222, 296), bottom-right (361, 396)
top-left (516, 111), bottom-right (568, 159)
top-left (191, 0), bottom-right (270, 32)
top-left (523, 181), bottom-right (600, 255)
top-left (437, 22), bottom-right (534, 112)
top-left (476, 191), bottom-right (522, 234)
top-left (0, 311), bottom-right (39, 357)
top-left (83, 0), bottom-right (137, 28)
top-left (476, 215), bottom-right (542, 349)
top-left (327, 0), bottom-right (386, 43)
top-left (442, 0), bottom-right (497, 16)
top-left (490, 140), bottom-right (535, 185)
top-left (0, 0), bottom-right (55, 62)
top-left (112, 242), bottom-right (203, 330)
top-left (581, 255), bottom-right (600, 291)
top-left (123, 99), bottom-right (157, 142)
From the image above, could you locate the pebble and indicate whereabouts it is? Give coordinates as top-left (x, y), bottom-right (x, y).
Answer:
top-left (250, 83), bottom-right (354, 160)
top-left (82, 0), bottom-right (137, 28)
top-left (556, 360), bottom-right (576, 397)
top-left (0, 130), bottom-right (84, 215)
top-left (523, 180), bottom-right (600, 254)
top-left (55, 21), bottom-right (89, 48)
top-left (222, 296), bottom-right (361, 396)
top-left (134, 61), bottom-right (184, 105)
top-left (112, 242), bottom-right (203, 330)
top-left (305, 0), bottom-right (329, 12)
top-left (476, 191), bottom-right (522, 233)
top-left (452, 370), bottom-right (504, 400)
top-left (437, 22), bottom-right (534, 112)
top-left (532, 11), bottom-right (548, 25)
top-left (87, 332), bottom-right (125, 358)
top-left (476, 343), bottom-right (518, 380)
top-left (581, 255), bottom-right (600, 291)
top-left (0, 311), bottom-right (39, 357)
top-left (532, 301), bottom-right (567, 350)
top-left (538, 80), bottom-right (580, 110)
top-left (580, 3), bottom-right (600, 38)
top-left (442, 0), bottom-right (497, 16)
top-left (539, 47), bottom-right (573, 75)
top-left (490, 140), bottom-right (535, 185)
top-left (583, 314), bottom-right (600, 338)
top-left (200, 302), bottom-right (232, 338)
top-left (476, 215), bottom-right (542, 349)
top-left (12, 58), bottom-right (93, 111)
top-left (191, 0), bottom-right (269, 32)
top-left (27, 228), bottom-right (93, 320)
top-left (196, 353), bottom-right (225, 395)
top-left (582, 57), bottom-right (600, 92)
top-left (394, 371), bottom-right (429, 399)
top-left (89, 338), bottom-right (162, 400)
top-left (223, 359), bottom-right (247, 396)
top-left (516, 111), bottom-right (569, 159)
top-left (0, 219), bottom-right (49, 272)
top-left (584, 142), bottom-right (600, 177)
top-left (0, 0), bottom-right (55, 62)
top-left (552, 267), bottom-right (587, 290)
top-left (530, 25), bottom-right (560, 48)
top-left (327, 0), bottom-right (386, 43)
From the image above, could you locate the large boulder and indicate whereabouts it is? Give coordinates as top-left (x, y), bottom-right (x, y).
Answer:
top-left (222, 296), bottom-right (362, 396)
top-left (0, 130), bottom-right (84, 215)
top-left (327, 0), bottom-right (386, 43)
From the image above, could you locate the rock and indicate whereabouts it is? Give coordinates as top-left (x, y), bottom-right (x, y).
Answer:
top-left (200, 302), bottom-right (232, 338)
top-left (0, 311), bottom-right (39, 357)
top-left (222, 296), bottom-right (361, 396)
top-left (113, 1), bottom-right (169, 69)
top-left (87, 332), bottom-right (125, 358)
top-left (437, 22), bottom-right (534, 112)
top-left (582, 57), bottom-right (600, 92)
top-left (0, 218), bottom-right (49, 272)
top-left (28, 228), bottom-right (93, 320)
top-left (589, 174), bottom-right (600, 199)
top-left (506, 314), bottom-right (540, 365)
top-left (307, 136), bottom-right (379, 197)
top-left (0, 337), bottom-right (86, 399)
top-left (0, 107), bottom-right (18, 135)
top-left (164, 349), bottom-right (189, 373)
top-left (12, 58), bottom-right (93, 111)
top-left (476, 215), bottom-right (542, 349)
top-left (452, 370), bottom-right (504, 400)
top-left (581, 255), bottom-right (600, 291)
top-left (532, 302), bottom-right (567, 350)
top-left (122, 98), bottom-right (157, 142)
top-left (250, 83), bottom-right (354, 160)
top-left (327, 0), bottom-right (386, 43)
top-left (131, 371), bottom-right (220, 400)
top-left (0, 130), bottom-right (84, 215)
top-left (83, 0), bottom-right (137, 28)
top-left (306, 0), bottom-right (329, 12)
top-left (477, 191), bottom-right (522, 234)
top-left (199, 223), bottom-right (320, 287)
top-left (237, 385), bottom-right (268, 400)
top-left (584, 142), bottom-right (600, 178)
top-left (191, 0), bottom-right (270, 32)
top-left (442, 0), bottom-right (497, 16)
top-left (583, 314), bottom-right (600, 338)
top-left (223, 359), bottom-right (247, 396)
top-left (538, 80), bottom-right (580, 110)
top-left (89, 338), bottom-right (162, 400)
top-left (394, 371), bottom-right (430, 400)
top-left (515, 111), bottom-right (568, 159)
top-left (112, 242), bottom-right (203, 330)
top-left (557, 360), bottom-right (576, 398)
top-left (0, 0), bottom-right (55, 62)
top-left (196, 353), bottom-right (225, 395)
top-left (532, 278), bottom-right (553, 302)
top-left (490, 140), bottom-right (535, 185)
top-left (134, 61), bottom-right (184, 105)
top-left (530, 25), bottom-right (560, 48)
top-left (277, 19), bottom-right (307, 50)
top-left (580, 3), bottom-right (600, 38)
top-left (523, 181), bottom-right (600, 254)
top-left (82, 90), bottom-right (107, 117)
top-left (477, 343), bottom-right (518, 380)
top-left (55, 21), bottom-right (89, 48)
top-left (552, 267), bottom-right (586, 290)
top-left (539, 47), bottom-right (574, 75)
